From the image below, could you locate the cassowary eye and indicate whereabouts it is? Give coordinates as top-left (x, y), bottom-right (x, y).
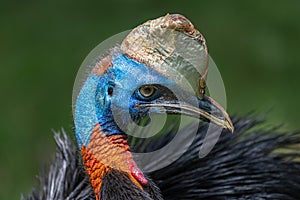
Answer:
top-left (139, 85), bottom-right (156, 98)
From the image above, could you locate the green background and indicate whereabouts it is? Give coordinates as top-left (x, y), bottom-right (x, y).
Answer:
top-left (0, 0), bottom-right (299, 199)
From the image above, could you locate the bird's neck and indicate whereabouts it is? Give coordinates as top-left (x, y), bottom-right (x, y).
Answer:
top-left (81, 124), bottom-right (148, 199)
top-left (96, 103), bottom-right (125, 136)
top-left (75, 61), bottom-right (151, 198)
top-left (76, 89), bottom-right (148, 198)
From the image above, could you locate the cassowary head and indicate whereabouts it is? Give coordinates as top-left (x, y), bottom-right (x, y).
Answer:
top-left (73, 14), bottom-right (234, 199)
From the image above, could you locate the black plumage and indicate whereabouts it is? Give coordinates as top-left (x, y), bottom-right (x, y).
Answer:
top-left (22, 116), bottom-right (300, 200)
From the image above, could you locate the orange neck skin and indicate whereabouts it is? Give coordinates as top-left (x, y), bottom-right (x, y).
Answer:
top-left (81, 124), bottom-right (148, 199)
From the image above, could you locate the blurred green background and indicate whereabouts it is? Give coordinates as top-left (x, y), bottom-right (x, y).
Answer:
top-left (0, 0), bottom-right (299, 199)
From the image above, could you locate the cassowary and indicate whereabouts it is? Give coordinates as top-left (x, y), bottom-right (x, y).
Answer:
top-left (22, 14), bottom-right (300, 200)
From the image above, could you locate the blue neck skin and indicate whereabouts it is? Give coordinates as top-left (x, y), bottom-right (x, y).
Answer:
top-left (75, 54), bottom-right (174, 147)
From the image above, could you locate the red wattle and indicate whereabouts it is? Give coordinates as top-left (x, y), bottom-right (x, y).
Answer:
top-left (130, 164), bottom-right (148, 185)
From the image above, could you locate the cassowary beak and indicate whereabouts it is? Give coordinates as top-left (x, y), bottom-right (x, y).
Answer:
top-left (138, 94), bottom-right (234, 133)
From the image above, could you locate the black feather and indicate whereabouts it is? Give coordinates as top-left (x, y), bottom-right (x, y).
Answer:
top-left (21, 131), bottom-right (94, 200)
top-left (22, 117), bottom-right (300, 199)
top-left (100, 169), bottom-right (163, 200)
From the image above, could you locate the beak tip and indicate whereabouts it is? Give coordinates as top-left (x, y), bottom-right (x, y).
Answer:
top-left (225, 119), bottom-right (234, 133)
